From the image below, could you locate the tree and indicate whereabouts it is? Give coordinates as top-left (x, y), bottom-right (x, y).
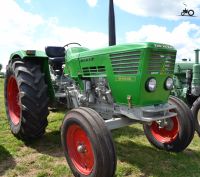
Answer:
top-left (0, 64), bottom-right (2, 72)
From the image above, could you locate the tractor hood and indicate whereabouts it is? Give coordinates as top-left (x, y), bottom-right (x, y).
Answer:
top-left (67, 42), bottom-right (176, 60)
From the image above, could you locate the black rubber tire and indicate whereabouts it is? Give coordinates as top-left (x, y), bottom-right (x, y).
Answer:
top-left (80, 107), bottom-right (117, 177)
top-left (191, 97), bottom-right (200, 136)
top-left (143, 96), bottom-right (194, 152)
top-left (4, 59), bottom-right (49, 140)
top-left (169, 96), bottom-right (195, 147)
top-left (188, 10), bottom-right (194, 16)
top-left (61, 107), bottom-right (116, 177)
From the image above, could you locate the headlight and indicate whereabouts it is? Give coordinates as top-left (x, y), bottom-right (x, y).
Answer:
top-left (165, 77), bottom-right (173, 90)
top-left (146, 78), bottom-right (157, 92)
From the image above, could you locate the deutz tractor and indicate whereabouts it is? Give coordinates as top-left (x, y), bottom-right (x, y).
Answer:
top-left (4, 1), bottom-right (194, 177)
top-left (172, 49), bottom-right (200, 135)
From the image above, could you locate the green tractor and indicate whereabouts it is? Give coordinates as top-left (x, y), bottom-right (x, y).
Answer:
top-left (172, 49), bottom-right (200, 135)
top-left (4, 1), bottom-right (194, 177)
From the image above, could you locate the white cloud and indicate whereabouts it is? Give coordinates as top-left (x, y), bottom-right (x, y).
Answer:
top-left (126, 22), bottom-right (200, 61)
top-left (0, 0), bottom-right (44, 70)
top-left (0, 0), bottom-right (107, 71)
top-left (24, 0), bottom-right (31, 4)
top-left (114, 0), bottom-right (200, 20)
top-left (1, 0), bottom-right (200, 72)
top-left (87, 0), bottom-right (200, 19)
top-left (86, 0), bottom-right (98, 7)
top-left (32, 20), bottom-right (108, 50)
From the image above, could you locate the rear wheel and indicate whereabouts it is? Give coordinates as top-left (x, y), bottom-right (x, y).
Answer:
top-left (4, 59), bottom-right (49, 140)
top-left (143, 96), bottom-right (194, 152)
top-left (61, 107), bottom-right (116, 177)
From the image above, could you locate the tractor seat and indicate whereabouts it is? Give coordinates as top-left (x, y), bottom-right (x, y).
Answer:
top-left (45, 46), bottom-right (65, 64)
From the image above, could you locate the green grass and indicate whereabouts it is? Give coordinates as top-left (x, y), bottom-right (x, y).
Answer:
top-left (1, 77), bottom-right (200, 177)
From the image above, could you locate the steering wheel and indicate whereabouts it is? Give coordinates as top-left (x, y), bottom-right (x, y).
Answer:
top-left (63, 42), bottom-right (81, 48)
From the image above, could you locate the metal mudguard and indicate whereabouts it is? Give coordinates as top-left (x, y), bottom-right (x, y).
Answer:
top-left (10, 50), bottom-right (47, 60)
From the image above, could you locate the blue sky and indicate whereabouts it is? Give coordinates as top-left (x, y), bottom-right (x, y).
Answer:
top-left (1, 0), bottom-right (200, 70)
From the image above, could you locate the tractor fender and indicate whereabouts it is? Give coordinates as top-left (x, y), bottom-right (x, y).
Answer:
top-left (9, 50), bottom-right (55, 102)
top-left (10, 50), bottom-right (47, 60)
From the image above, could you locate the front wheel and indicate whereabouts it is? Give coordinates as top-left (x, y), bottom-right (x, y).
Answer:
top-left (61, 107), bottom-right (116, 177)
top-left (143, 96), bottom-right (194, 152)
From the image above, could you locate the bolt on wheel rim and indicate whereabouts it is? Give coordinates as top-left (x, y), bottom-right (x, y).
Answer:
top-left (7, 76), bottom-right (21, 125)
top-left (66, 124), bottom-right (94, 175)
top-left (150, 116), bottom-right (179, 143)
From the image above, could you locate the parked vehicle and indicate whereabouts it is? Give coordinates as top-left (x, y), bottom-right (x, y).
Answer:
top-left (4, 1), bottom-right (194, 176)
top-left (172, 49), bottom-right (200, 135)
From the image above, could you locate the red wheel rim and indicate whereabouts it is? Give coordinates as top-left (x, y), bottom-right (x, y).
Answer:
top-left (66, 124), bottom-right (94, 175)
top-left (7, 76), bottom-right (21, 125)
top-left (150, 116), bottom-right (179, 143)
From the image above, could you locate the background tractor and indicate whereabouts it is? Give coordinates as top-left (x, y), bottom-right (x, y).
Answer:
top-left (0, 63), bottom-right (4, 78)
top-left (172, 49), bottom-right (200, 135)
top-left (4, 1), bottom-right (194, 177)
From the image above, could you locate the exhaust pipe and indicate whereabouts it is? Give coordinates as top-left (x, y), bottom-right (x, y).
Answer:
top-left (194, 49), bottom-right (200, 64)
top-left (109, 0), bottom-right (116, 46)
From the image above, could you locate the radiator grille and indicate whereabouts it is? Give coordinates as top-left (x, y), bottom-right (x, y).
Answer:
top-left (82, 66), bottom-right (106, 76)
top-left (148, 51), bottom-right (176, 74)
top-left (110, 51), bottom-right (140, 75)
